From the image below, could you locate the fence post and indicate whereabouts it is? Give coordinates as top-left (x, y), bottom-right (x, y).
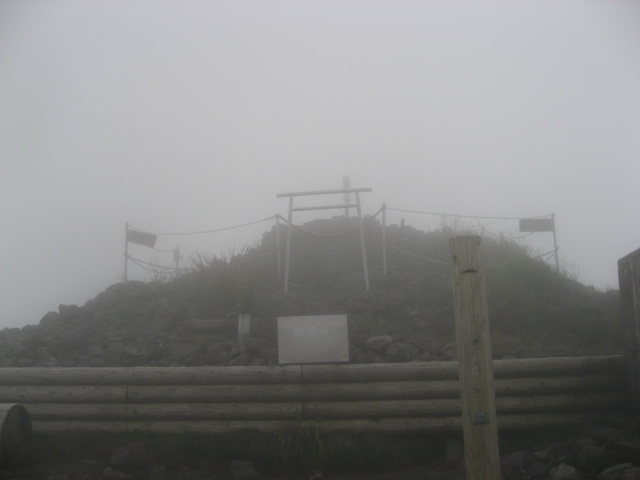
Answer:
top-left (124, 222), bottom-right (129, 282)
top-left (382, 203), bottom-right (387, 276)
top-left (449, 236), bottom-right (501, 480)
top-left (618, 247), bottom-right (640, 414)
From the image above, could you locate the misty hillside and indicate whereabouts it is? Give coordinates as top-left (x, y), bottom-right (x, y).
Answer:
top-left (0, 216), bottom-right (623, 368)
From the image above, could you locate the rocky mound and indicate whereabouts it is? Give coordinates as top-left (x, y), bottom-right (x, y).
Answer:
top-left (0, 217), bottom-right (623, 368)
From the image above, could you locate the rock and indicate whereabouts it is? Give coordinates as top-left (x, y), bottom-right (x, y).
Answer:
top-left (597, 463), bottom-right (636, 480)
top-left (190, 318), bottom-right (236, 334)
top-left (622, 467), bottom-right (640, 480)
top-left (552, 463), bottom-right (580, 480)
top-left (583, 423), bottom-right (624, 443)
top-left (110, 442), bottom-right (149, 470)
top-left (229, 460), bottom-right (260, 480)
top-left (613, 439), bottom-right (640, 464)
top-left (365, 335), bottom-right (392, 355)
top-left (106, 342), bottom-right (125, 363)
top-left (509, 451), bottom-right (532, 470)
top-left (229, 350), bottom-right (250, 366)
top-left (528, 461), bottom-right (549, 478)
top-left (170, 342), bottom-right (197, 360)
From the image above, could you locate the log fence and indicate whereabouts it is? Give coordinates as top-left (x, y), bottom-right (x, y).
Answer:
top-left (0, 355), bottom-right (626, 435)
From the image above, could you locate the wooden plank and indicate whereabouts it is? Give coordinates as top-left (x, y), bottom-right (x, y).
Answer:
top-left (491, 355), bottom-right (625, 379)
top-left (31, 420), bottom-right (128, 433)
top-left (0, 355), bottom-right (624, 387)
top-left (302, 393), bottom-right (626, 420)
top-left (0, 375), bottom-right (621, 405)
top-left (450, 235), bottom-right (500, 480)
top-left (0, 365), bottom-right (302, 386)
top-left (30, 411), bottom-right (610, 435)
top-left (26, 402), bottom-right (302, 421)
top-left (0, 386), bottom-right (127, 403)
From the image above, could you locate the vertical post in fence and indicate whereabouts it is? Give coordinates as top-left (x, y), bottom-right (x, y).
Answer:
top-left (124, 222), bottom-right (129, 282)
top-left (382, 203), bottom-right (387, 276)
top-left (449, 236), bottom-right (501, 480)
top-left (343, 176), bottom-right (351, 217)
top-left (284, 197), bottom-right (294, 293)
top-left (551, 213), bottom-right (560, 270)
top-left (618, 247), bottom-right (640, 414)
top-left (356, 192), bottom-right (370, 290)
top-left (276, 216), bottom-right (282, 280)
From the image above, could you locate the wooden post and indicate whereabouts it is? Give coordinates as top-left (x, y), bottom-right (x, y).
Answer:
top-left (449, 236), bottom-right (501, 480)
top-left (618, 247), bottom-right (640, 413)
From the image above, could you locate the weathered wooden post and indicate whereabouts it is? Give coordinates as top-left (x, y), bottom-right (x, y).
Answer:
top-left (618, 246), bottom-right (640, 413)
top-left (450, 236), bottom-right (501, 480)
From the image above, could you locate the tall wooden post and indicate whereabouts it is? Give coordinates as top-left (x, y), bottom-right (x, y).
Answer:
top-left (618, 247), bottom-right (640, 413)
top-left (449, 236), bottom-right (501, 480)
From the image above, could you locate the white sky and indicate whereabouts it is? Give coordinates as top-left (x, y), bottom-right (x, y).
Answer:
top-left (1, 1), bottom-right (639, 328)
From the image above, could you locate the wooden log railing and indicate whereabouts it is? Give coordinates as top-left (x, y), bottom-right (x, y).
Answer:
top-left (0, 355), bottom-right (627, 435)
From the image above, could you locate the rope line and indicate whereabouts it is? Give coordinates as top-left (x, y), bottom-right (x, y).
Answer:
top-left (129, 216), bottom-right (276, 236)
top-left (275, 207), bottom-right (384, 239)
top-left (385, 242), bottom-right (450, 266)
top-left (386, 207), bottom-right (552, 221)
top-left (126, 254), bottom-right (194, 272)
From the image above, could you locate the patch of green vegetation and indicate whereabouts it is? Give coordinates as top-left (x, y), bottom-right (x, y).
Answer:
top-left (30, 428), bottom-right (444, 474)
top-left (150, 216), bottom-right (622, 355)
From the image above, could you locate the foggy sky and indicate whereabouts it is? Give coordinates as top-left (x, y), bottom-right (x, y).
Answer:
top-left (1, 1), bottom-right (639, 329)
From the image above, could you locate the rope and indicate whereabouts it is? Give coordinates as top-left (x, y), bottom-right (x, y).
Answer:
top-left (385, 242), bottom-right (450, 266)
top-left (386, 207), bottom-right (552, 221)
top-left (126, 254), bottom-right (194, 273)
top-left (129, 216), bottom-right (276, 236)
top-left (276, 207), bottom-right (385, 239)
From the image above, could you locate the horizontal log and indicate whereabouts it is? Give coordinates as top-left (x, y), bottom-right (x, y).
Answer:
top-left (302, 355), bottom-right (624, 383)
top-left (26, 402), bottom-right (302, 421)
top-left (127, 375), bottom-right (623, 403)
top-left (32, 421), bottom-right (128, 434)
top-left (0, 386), bottom-right (127, 404)
top-left (1, 375), bottom-right (623, 405)
top-left (0, 365), bottom-right (302, 386)
top-left (30, 412), bottom-right (604, 435)
top-left (0, 355), bottom-right (623, 386)
top-left (24, 393), bottom-right (625, 422)
top-left (304, 393), bottom-right (626, 419)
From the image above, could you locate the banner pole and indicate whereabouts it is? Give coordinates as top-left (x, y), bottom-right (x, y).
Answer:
top-left (124, 222), bottom-right (129, 282)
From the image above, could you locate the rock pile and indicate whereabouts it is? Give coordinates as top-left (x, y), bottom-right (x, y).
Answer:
top-left (0, 277), bottom-right (579, 369)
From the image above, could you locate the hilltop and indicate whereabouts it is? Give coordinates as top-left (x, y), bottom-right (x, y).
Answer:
top-left (0, 216), bottom-right (623, 368)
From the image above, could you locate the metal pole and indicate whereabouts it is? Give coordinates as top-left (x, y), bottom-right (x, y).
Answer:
top-left (382, 203), bottom-right (387, 276)
top-left (276, 215), bottom-right (282, 280)
top-left (356, 192), bottom-right (370, 290)
top-left (551, 213), bottom-right (560, 270)
top-left (284, 197), bottom-right (294, 293)
top-left (343, 176), bottom-right (351, 217)
top-left (124, 222), bottom-right (129, 282)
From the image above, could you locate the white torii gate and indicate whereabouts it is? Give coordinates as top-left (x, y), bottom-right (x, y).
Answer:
top-left (276, 187), bottom-right (372, 294)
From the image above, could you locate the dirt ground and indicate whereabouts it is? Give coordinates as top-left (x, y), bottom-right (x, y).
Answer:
top-left (1, 459), bottom-right (467, 480)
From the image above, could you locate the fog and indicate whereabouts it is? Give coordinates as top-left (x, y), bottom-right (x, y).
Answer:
top-left (1, 1), bottom-right (639, 329)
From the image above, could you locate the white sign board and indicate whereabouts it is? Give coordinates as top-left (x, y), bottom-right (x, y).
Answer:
top-left (277, 314), bottom-right (349, 364)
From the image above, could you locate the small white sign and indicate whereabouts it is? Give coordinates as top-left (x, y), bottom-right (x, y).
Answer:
top-left (277, 314), bottom-right (349, 364)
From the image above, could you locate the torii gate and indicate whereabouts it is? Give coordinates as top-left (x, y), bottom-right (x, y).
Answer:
top-left (276, 187), bottom-right (372, 294)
